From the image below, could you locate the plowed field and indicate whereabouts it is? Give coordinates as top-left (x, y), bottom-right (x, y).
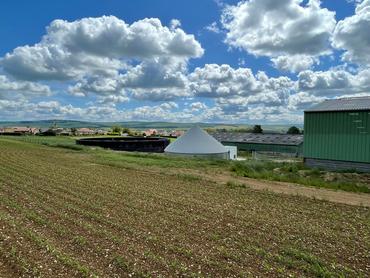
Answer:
top-left (0, 139), bottom-right (369, 277)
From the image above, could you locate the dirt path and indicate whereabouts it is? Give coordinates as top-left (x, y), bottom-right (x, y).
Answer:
top-left (164, 168), bottom-right (370, 207)
top-left (216, 174), bottom-right (370, 207)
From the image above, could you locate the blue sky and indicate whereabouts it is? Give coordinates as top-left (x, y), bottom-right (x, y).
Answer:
top-left (0, 0), bottom-right (369, 124)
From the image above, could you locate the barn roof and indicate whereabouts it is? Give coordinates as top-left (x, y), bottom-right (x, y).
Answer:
top-left (305, 97), bottom-right (370, 112)
top-left (212, 132), bottom-right (303, 146)
top-left (165, 126), bottom-right (228, 154)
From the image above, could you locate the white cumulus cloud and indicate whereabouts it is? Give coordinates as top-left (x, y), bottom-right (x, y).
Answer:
top-left (222, 0), bottom-right (336, 69)
top-left (333, 0), bottom-right (370, 65)
top-left (271, 55), bottom-right (319, 73)
top-left (0, 75), bottom-right (50, 95)
top-left (1, 16), bottom-right (204, 81)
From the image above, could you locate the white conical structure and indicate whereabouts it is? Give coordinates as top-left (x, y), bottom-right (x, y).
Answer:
top-left (165, 126), bottom-right (228, 159)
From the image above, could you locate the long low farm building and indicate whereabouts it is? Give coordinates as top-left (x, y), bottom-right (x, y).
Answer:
top-left (212, 132), bottom-right (304, 156)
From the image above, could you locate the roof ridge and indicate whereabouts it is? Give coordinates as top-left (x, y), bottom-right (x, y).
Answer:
top-left (332, 96), bottom-right (370, 101)
top-left (306, 96), bottom-right (370, 112)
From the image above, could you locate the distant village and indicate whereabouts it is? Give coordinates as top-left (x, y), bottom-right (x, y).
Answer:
top-left (0, 125), bottom-right (185, 138)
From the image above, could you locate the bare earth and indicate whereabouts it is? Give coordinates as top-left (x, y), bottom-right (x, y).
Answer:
top-left (148, 167), bottom-right (370, 208)
top-left (1, 138), bottom-right (369, 276)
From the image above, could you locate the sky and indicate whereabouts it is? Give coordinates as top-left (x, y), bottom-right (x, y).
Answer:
top-left (0, 0), bottom-right (370, 124)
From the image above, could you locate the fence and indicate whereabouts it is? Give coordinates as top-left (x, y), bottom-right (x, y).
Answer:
top-left (252, 151), bottom-right (301, 162)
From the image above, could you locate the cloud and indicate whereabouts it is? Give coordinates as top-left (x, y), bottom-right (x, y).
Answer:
top-left (221, 0), bottom-right (336, 66)
top-left (68, 76), bottom-right (124, 97)
top-left (2, 9), bottom-right (370, 124)
top-left (333, 0), bottom-right (370, 65)
top-left (189, 64), bottom-right (295, 99)
top-left (214, 0), bottom-right (225, 8)
top-left (170, 19), bottom-right (181, 29)
top-left (287, 91), bottom-right (325, 110)
top-left (159, 101), bottom-right (178, 110)
top-left (1, 16), bottom-right (204, 81)
top-left (122, 57), bottom-right (188, 90)
top-left (189, 102), bottom-right (207, 111)
top-left (205, 22), bottom-right (222, 33)
top-left (129, 88), bottom-right (191, 102)
top-left (271, 55), bottom-right (319, 73)
top-left (0, 75), bottom-right (50, 95)
top-left (297, 68), bottom-right (370, 96)
top-left (68, 57), bottom-right (191, 101)
top-left (189, 64), bottom-right (259, 97)
top-left (96, 95), bottom-right (129, 105)
top-left (0, 16), bottom-right (205, 104)
top-left (1, 43), bottom-right (123, 81)
top-left (188, 63), bottom-right (308, 122)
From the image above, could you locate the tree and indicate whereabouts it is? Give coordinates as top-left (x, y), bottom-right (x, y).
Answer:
top-left (287, 126), bottom-right (300, 134)
top-left (111, 126), bottom-right (122, 134)
top-left (252, 125), bottom-right (263, 134)
top-left (71, 128), bottom-right (77, 136)
top-left (122, 127), bottom-right (131, 134)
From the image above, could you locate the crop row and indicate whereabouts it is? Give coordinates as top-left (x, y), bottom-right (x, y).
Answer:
top-left (0, 139), bottom-right (369, 276)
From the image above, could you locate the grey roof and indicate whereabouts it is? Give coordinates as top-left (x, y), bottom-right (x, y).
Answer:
top-left (212, 132), bottom-right (304, 146)
top-left (305, 97), bottom-right (370, 112)
top-left (165, 126), bottom-right (228, 154)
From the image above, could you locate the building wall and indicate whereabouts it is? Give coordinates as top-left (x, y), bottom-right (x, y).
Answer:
top-left (165, 152), bottom-right (229, 160)
top-left (305, 158), bottom-right (370, 173)
top-left (221, 141), bottom-right (303, 156)
top-left (225, 146), bottom-right (237, 160)
top-left (304, 110), bottom-right (370, 163)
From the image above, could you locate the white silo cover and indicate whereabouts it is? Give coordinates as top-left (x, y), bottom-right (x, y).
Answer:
top-left (165, 126), bottom-right (228, 154)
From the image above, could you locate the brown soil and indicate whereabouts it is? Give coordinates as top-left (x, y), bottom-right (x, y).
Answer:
top-left (0, 262), bottom-right (15, 278)
top-left (0, 139), bottom-right (369, 277)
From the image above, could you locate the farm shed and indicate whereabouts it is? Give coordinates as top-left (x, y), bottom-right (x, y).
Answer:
top-left (212, 132), bottom-right (303, 156)
top-left (165, 126), bottom-right (229, 159)
top-left (304, 97), bottom-right (370, 172)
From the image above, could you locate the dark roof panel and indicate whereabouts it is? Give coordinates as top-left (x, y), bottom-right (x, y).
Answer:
top-left (305, 97), bottom-right (370, 112)
top-left (211, 132), bottom-right (304, 146)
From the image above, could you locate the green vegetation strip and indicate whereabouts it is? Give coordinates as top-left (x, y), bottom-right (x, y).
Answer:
top-left (4, 135), bottom-right (369, 193)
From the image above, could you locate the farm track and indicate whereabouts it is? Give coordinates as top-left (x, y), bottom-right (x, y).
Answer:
top-left (174, 169), bottom-right (370, 208)
top-left (0, 139), bottom-right (370, 277)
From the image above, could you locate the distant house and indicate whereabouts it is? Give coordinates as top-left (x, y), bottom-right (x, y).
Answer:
top-left (13, 127), bottom-right (32, 134)
top-left (76, 128), bottom-right (96, 136)
top-left (29, 128), bottom-right (39, 135)
top-left (170, 130), bottom-right (184, 138)
top-left (157, 129), bottom-right (168, 136)
top-left (144, 129), bottom-right (158, 136)
top-left (0, 127), bottom-right (38, 135)
top-left (59, 129), bottom-right (72, 136)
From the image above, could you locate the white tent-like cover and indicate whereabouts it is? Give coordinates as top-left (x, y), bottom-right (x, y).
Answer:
top-left (165, 126), bottom-right (229, 159)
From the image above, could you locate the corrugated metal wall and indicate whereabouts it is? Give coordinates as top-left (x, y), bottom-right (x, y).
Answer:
top-left (221, 141), bottom-right (303, 155)
top-left (304, 111), bottom-right (370, 163)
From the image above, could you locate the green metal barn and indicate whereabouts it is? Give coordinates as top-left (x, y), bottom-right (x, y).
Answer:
top-left (212, 132), bottom-right (304, 156)
top-left (304, 97), bottom-right (370, 172)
